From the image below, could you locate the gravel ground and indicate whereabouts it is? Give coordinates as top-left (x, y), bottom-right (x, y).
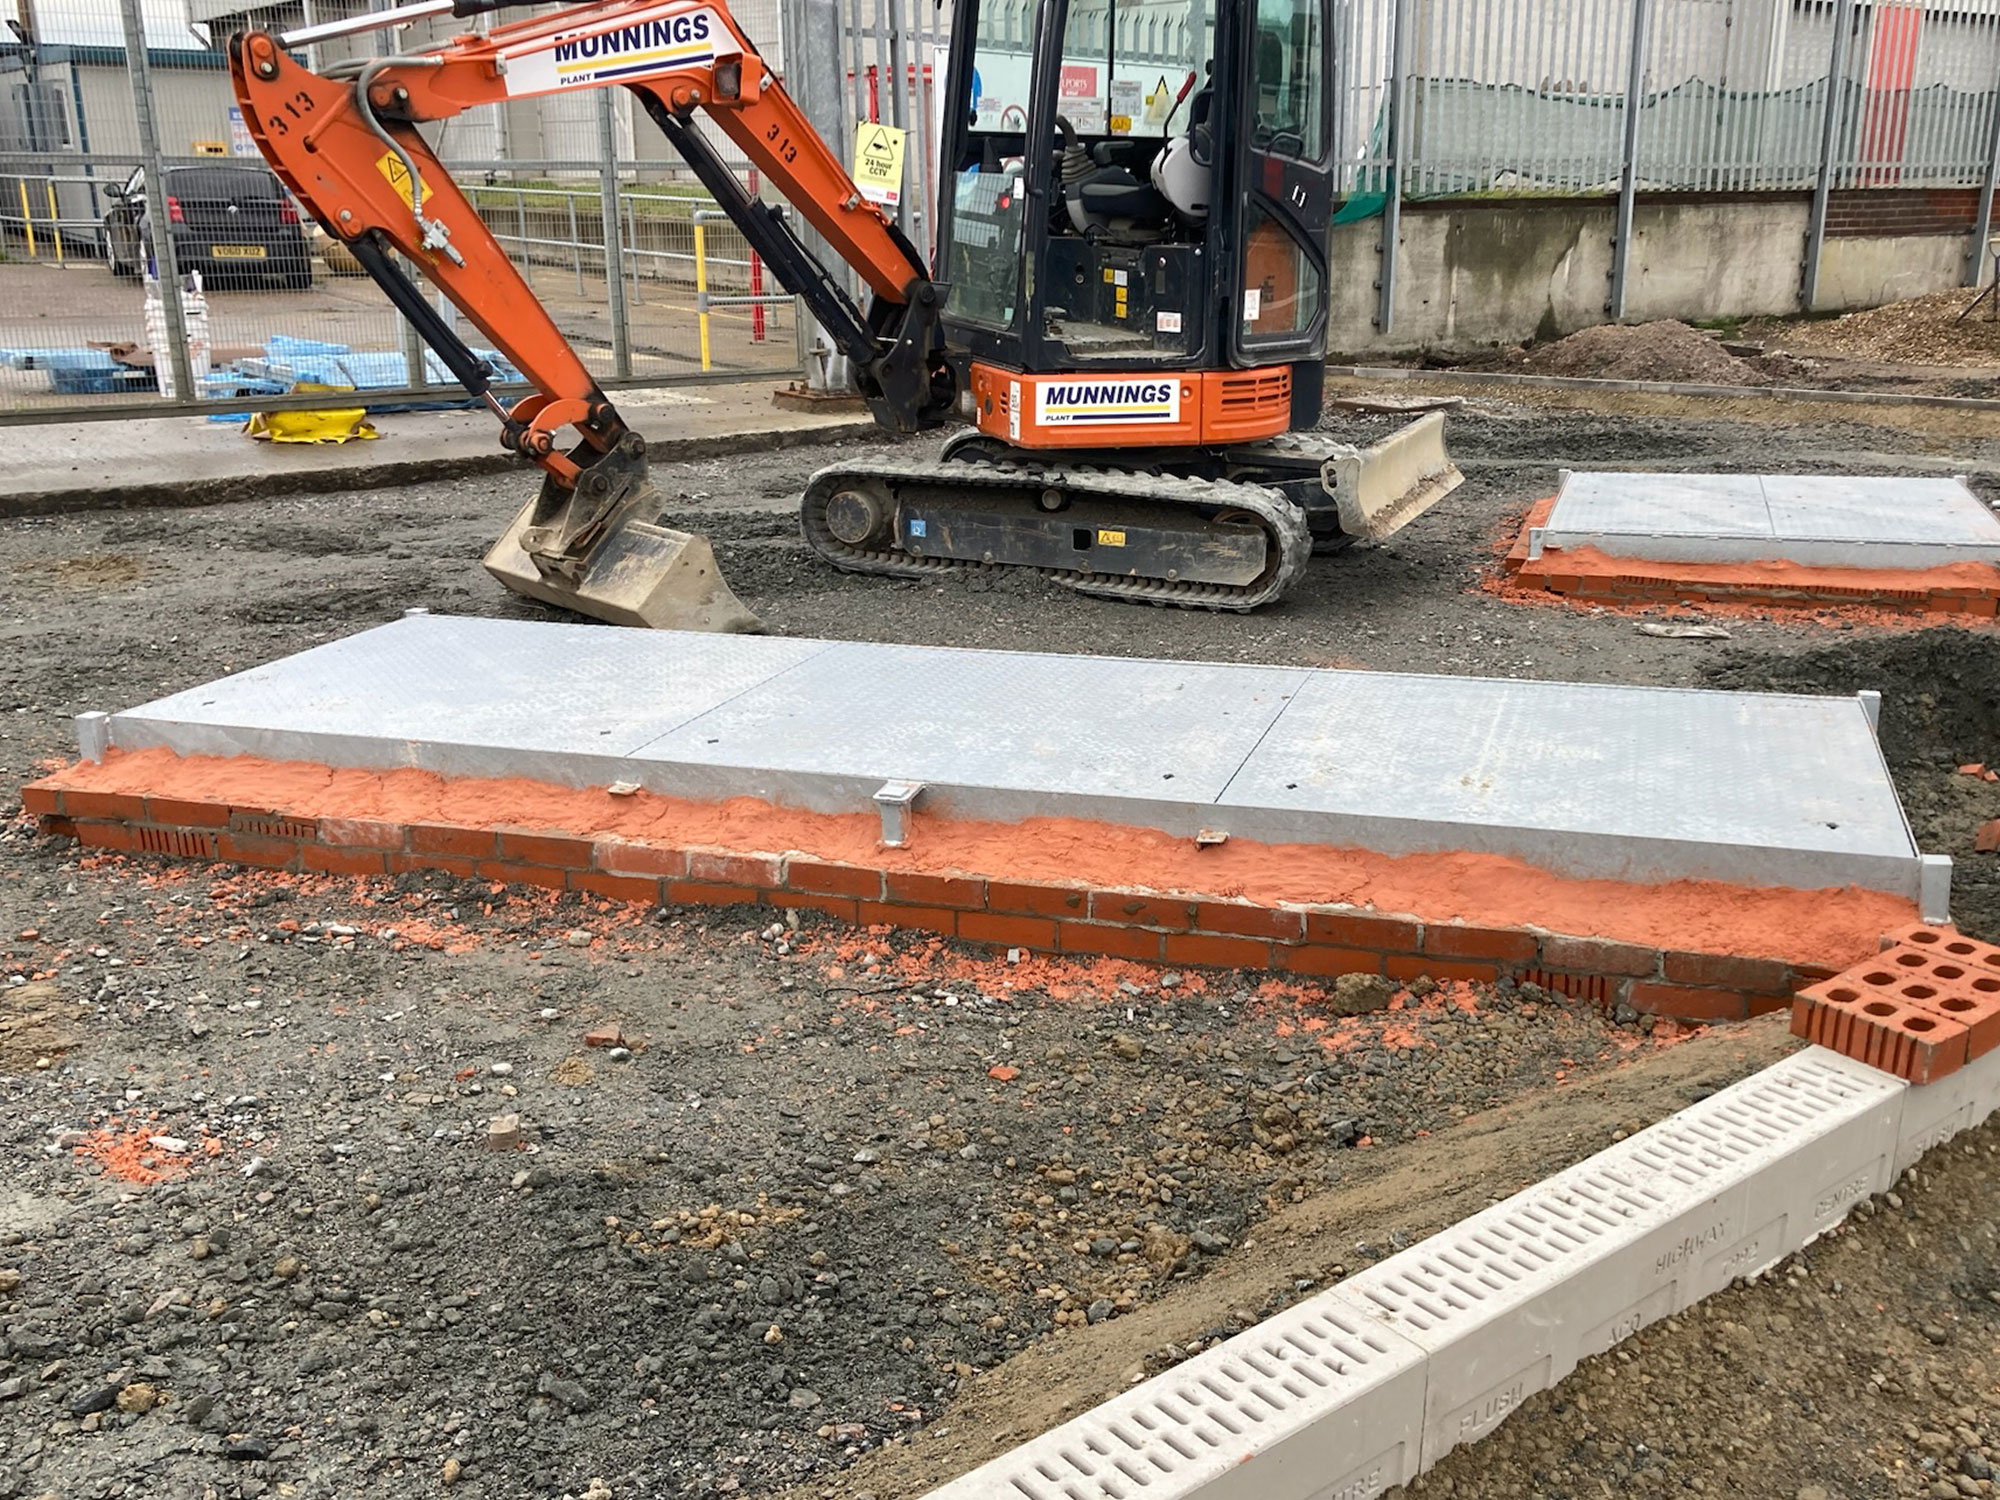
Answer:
top-left (1, 395), bottom-right (1997, 1500)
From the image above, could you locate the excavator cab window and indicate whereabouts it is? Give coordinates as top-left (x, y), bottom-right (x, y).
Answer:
top-left (1032, 0), bottom-right (1217, 364)
top-left (942, 3), bottom-right (1039, 332)
top-left (1228, 0), bottom-right (1331, 362)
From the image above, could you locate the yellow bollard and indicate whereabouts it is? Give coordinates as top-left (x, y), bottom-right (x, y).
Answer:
top-left (17, 181), bottom-right (34, 258)
top-left (693, 219), bottom-right (712, 372)
top-left (44, 181), bottom-right (62, 262)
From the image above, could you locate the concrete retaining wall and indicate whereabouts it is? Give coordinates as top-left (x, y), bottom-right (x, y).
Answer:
top-left (1334, 191), bottom-right (1986, 352)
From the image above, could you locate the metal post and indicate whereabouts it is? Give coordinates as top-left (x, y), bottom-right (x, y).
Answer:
top-left (694, 214), bottom-right (713, 371)
top-left (1375, 0), bottom-right (1411, 334)
top-left (1608, 0), bottom-right (1653, 320)
top-left (624, 196), bottom-right (642, 306)
top-left (401, 282), bottom-right (429, 388)
top-left (567, 191), bottom-right (584, 294)
top-left (514, 187), bottom-right (529, 283)
top-left (595, 89), bottom-right (632, 378)
top-left (1966, 87), bottom-right (2000, 288)
top-left (885, 0), bottom-right (913, 240)
top-left (1802, 0), bottom-right (1855, 311)
top-left (783, 0), bottom-right (855, 390)
top-left (841, 0), bottom-right (867, 147)
top-left (118, 0), bottom-right (196, 405)
top-left (871, 0), bottom-right (891, 140)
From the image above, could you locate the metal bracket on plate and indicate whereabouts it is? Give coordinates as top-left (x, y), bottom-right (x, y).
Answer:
top-left (1857, 690), bottom-right (1882, 738)
top-left (1921, 854), bottom-right (1954, 926)
top-left (75, 711), bottom-right (111, 763)
top-left (1526, 527), bottom-right (1547, 562)
top-left (874, 780), bottom-right (925, 847)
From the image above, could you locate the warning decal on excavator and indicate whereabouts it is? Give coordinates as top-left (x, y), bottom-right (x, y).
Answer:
top-left (503, 8), bottom-right (722, 94)
top-left (375, 151), bottom-right (428, 211)
top-left (852, 123), bottom-right (907, 208)
top-left (1035, 379), bottom-right (1180, 426)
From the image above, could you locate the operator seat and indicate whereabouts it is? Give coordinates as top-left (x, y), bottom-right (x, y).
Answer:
top-left (1057, 116), bottom-right (1174, 242)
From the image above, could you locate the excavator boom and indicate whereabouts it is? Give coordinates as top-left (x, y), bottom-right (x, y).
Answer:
top-left (229, 0), bottom-right (953, 628)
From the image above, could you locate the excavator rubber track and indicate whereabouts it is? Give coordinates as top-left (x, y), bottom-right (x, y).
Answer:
top-left (800, 457), bottom-right (1313, 612)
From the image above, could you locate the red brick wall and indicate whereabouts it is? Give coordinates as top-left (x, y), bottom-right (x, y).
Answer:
top-left (23, 782), bottom-right (1839, 1026)
top-left (1824, 188), bottom-right (1981, 240)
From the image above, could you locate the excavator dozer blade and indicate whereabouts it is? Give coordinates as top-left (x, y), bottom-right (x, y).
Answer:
top-left (484, 485), bottom-right (763, 633)
top-left (1322, 410), bottom-right (1466, 544)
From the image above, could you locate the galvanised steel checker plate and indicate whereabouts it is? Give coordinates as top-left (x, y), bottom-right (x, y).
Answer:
top-left (108, 615), bottom-right (833, 781)
top-left (102, 614), bottom-right (1926, 897)
top-left (1546, 472), bottom-right (2000, 567)
top-left (629, 640), bottom-right (1313, 817)
top-left (1215, 670), bottom-right (1917, 893)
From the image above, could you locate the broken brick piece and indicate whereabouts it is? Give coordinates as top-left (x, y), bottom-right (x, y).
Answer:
top-left (986, 1064), bottom-right (1019, 1082)
top-left (583, 1023), bottom-right (625, 1049)
top-left (1977, 819), bottom-right (2000, 854)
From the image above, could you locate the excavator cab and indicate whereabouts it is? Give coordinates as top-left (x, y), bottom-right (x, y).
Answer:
top-left (936, 0), bottom-right (1332, 440)
top-left (796, 0), bottom-right (1458, 608)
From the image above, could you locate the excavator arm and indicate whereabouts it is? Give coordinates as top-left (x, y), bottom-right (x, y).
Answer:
top-left (227, 1), bottom-right (953, 629)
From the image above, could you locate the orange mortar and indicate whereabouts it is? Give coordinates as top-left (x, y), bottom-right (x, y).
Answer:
top-left (23, 746), bottom-right (1919, 971)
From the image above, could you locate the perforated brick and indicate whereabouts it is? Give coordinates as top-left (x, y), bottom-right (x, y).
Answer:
top-left (1799, 977), bottom-right (1969, 1084)
top-left (1872, 942), bottom-right (2000, 1058)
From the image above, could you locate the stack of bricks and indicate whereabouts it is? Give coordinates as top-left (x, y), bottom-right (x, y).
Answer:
top-left (18, 778), bottom-right (1837, 1026)
top-left (1793, 923), bottom-right (2000, 1085)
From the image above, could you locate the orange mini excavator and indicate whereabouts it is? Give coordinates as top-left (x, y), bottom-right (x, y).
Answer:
top-left (229, 0), bottom-right (1459, 629)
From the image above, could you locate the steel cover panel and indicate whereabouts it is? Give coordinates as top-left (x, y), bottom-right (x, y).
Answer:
top-left (1544, 472), bottom-right (2000, 566)
top-left (111, 616), bottom-right (832, 770)
top-left (632, 641), bottom-right (1311, 801)
top-left (1759, 476), bottom-right (2000, 551)
top-left (1549, 472), bottom-right (1772, 539)
top-left (100, 615), bottom-right (1927, 897)
top-left (1220, 672), bottom-right (1913, 864)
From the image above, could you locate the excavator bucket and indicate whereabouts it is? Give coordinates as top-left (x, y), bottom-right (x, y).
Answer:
top-left (1321, 410), bottom-right (1466, 544)
top-left (484, 484), bottom-right (763, 633)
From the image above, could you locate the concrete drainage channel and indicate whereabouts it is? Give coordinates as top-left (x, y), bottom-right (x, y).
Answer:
top-left (920, 1042), bottom-right (1997, 1500)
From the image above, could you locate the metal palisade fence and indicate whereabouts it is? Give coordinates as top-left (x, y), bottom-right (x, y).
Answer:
top-left (1349, 0), bottom-right (2000, 328)
top-left (0, 0), bottom-right (1995, 414)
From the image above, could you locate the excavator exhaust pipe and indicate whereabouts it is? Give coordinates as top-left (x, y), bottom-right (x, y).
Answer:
top-left (484, 473), bottom-right (763, 633)
top-left (1322, 410), bottom-right (1465, 544)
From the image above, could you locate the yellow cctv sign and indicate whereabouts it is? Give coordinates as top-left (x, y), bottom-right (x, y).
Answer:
top-left (853, 122), bottom-right (906, 209)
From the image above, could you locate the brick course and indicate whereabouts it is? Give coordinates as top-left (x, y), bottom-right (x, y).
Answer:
top-left (23, 781), bottom-right (1845, 1028)
top-left (1823, 187), bottom-right (1980, 239)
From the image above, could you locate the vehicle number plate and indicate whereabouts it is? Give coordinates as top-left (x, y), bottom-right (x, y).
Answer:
top-left (212, 244), bottom-right (267, 258)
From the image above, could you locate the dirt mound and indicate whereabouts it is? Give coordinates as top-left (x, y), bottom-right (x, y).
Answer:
top-left (1752, 288), bottom-right (2000, 368)
top-left (1525, 320), bottom-right (1763, 385)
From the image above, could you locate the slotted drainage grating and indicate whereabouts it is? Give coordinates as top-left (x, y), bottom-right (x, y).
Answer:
top-left (921, 1045), bottom-right (2000, 1500)
top-left (943, 1294), bottom-right (1425, 1500)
